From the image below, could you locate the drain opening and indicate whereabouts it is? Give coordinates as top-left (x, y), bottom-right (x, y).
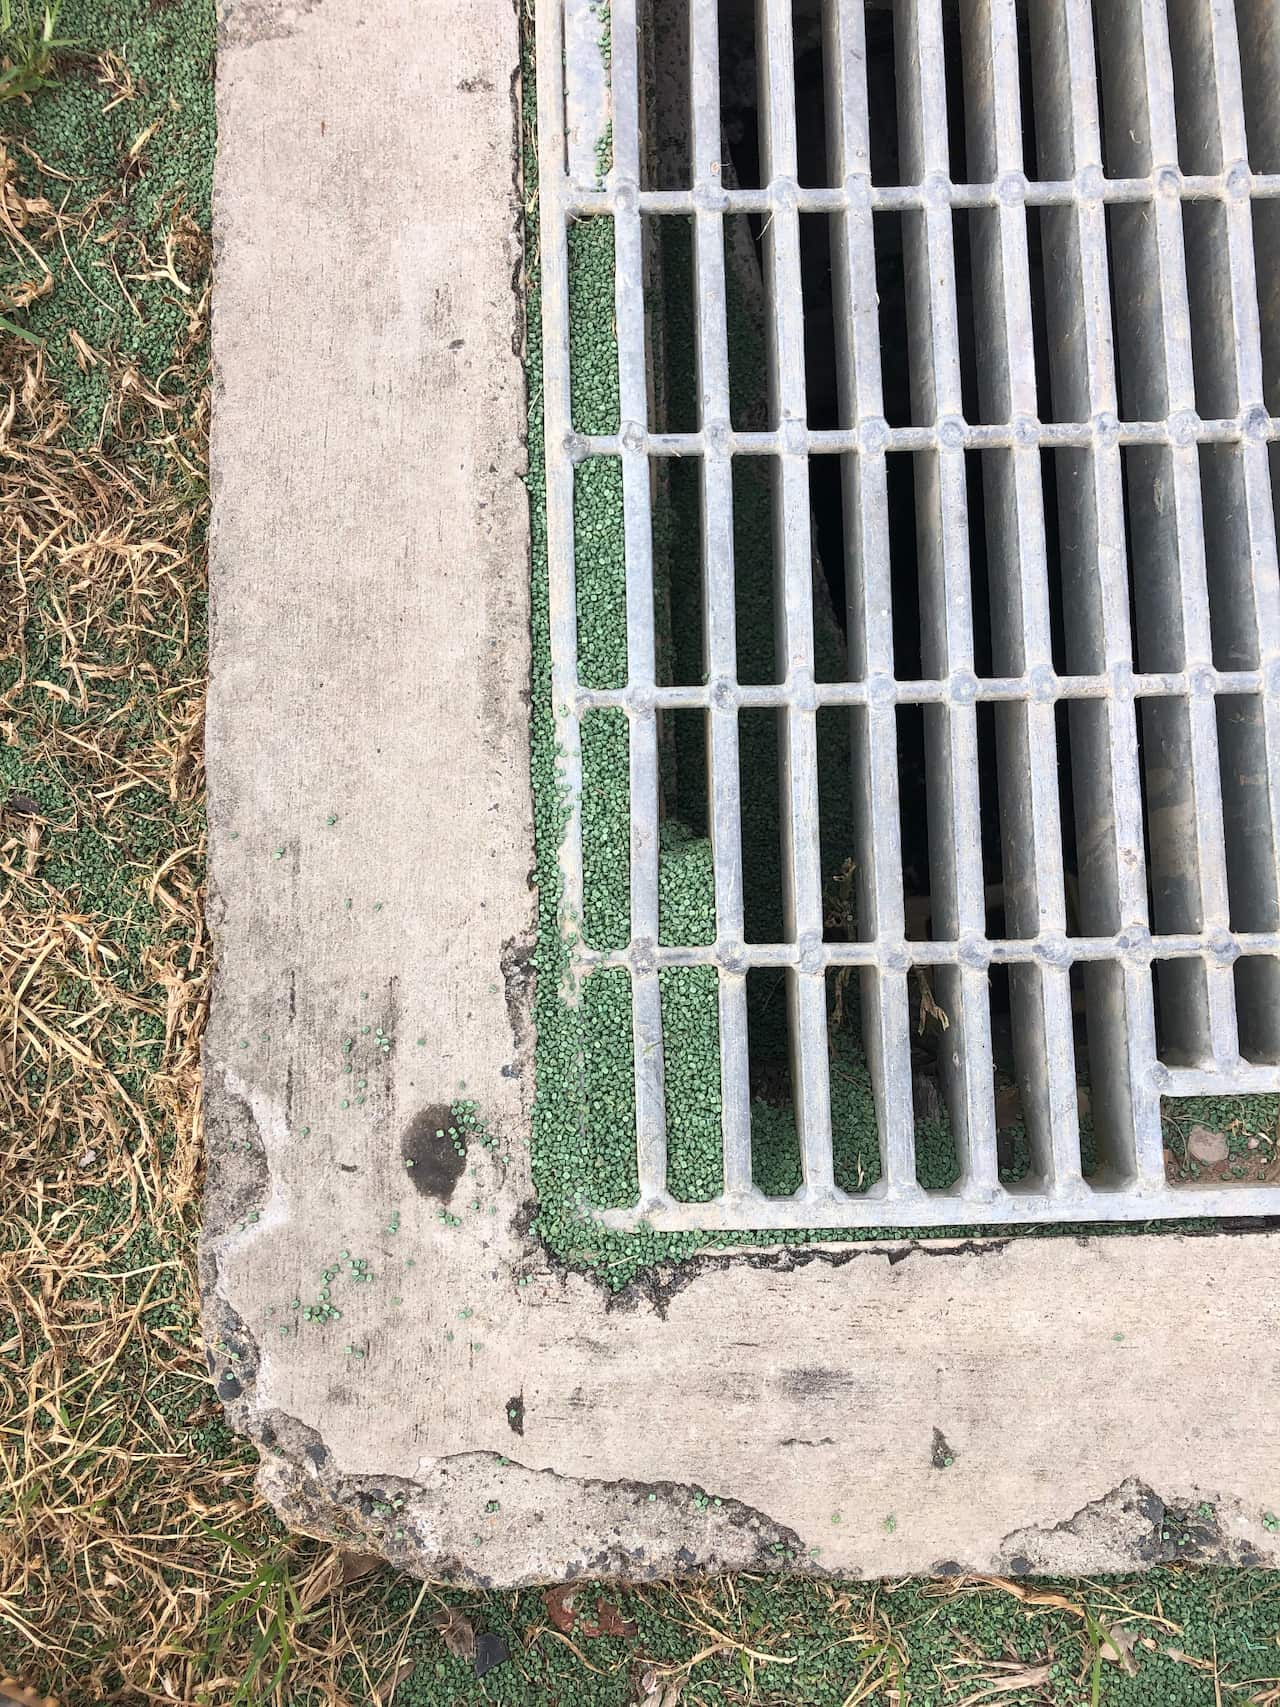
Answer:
top-left (540, 0), bottom-right (1280, 1232)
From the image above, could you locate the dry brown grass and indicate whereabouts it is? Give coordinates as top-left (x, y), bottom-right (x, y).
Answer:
top-left (0, 118), bottom-right (425, 1707)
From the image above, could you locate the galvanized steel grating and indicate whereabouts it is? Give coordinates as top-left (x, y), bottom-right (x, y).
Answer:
top-left (535, 0), bottom-right (1280, 1232)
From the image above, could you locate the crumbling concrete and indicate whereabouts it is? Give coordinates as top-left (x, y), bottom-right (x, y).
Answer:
top-left (205, 0), bottom-right (1280, 1582)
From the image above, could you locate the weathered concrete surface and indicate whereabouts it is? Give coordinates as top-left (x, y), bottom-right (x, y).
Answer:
top-left (205, 0), bottom-right (1280, 1583)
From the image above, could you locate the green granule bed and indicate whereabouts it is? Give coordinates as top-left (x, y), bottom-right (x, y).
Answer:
top-left (522, 38), bottom-right (1273, 1293)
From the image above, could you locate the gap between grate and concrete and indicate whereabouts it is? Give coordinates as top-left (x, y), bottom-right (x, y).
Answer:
top-left (205, 0), bottom-right (1280, 1583)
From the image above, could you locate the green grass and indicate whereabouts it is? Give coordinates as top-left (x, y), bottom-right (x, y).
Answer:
top-left (0, 0), bottom-right (71, 106)
top-left (341, 1566), bottom-right (1280, 1705)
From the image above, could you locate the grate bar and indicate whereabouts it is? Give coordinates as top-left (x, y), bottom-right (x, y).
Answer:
top-left (758, 0), bottom-right (836, 1201)
top-left (688, 0), bottom-right (753, 1198)
top-left (578, 935), bottom-right (1280, 973)
top-left (539, 0), bottom-right (1280, 1235)
top-left (608, 0), bottom-right (668, 1196)
top-left (574, 415), bottom-right (1280, 454)
top-left (962, 0), bottom-right (1081, 1191)
top-left (577, 668), bottom-right (1275, 710)
top-left (1028, 0), bottom-right (1163, 1189)
top-left (1177, 0), bottom-right (1280, 1066)
top-left (596, 1165), bottom-right (1280, 1232)
top-left (825, 0), bottom-right (918, 1195)
top-left (566, 173), bottom-right (1280, 215)
top-left (1101, 0), bottom-right (1239, 1072)
top-left (899, 0), bottom-right (999, 1197)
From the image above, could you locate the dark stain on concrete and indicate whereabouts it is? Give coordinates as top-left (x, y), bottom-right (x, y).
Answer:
top-left (401, 1103), bottom-right (466, 1201)
top-left (507, 60), bottom-right (527, 361)
top-left (931, 1427), bottom-right (956, 1469)
top-left (781, 1367), bottom-right (853, 1401)
top-left (506, 1392), bottom-right (525, 1436)
top-left (499, 933), bottom-right (534, 1058)
top-left (219, 0), bottom-right (322, 50)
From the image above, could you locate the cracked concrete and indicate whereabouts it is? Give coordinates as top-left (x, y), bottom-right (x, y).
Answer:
top-left (206, 0), bottom-right (1280, 1583)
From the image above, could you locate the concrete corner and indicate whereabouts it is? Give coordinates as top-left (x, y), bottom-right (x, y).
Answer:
top-left (205, 0), bottom-right (1280, 1584)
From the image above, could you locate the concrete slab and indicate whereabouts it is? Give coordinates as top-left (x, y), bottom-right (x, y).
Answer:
top-left (205, 0), bottom-right (1280, 1583)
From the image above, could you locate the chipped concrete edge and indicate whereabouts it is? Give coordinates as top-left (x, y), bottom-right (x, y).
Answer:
top-left (198, 1252), bottom-right (808, 1585)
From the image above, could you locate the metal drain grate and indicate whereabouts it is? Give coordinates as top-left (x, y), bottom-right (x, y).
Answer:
top-left (536, 0), bottom-right (1280, 1231)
